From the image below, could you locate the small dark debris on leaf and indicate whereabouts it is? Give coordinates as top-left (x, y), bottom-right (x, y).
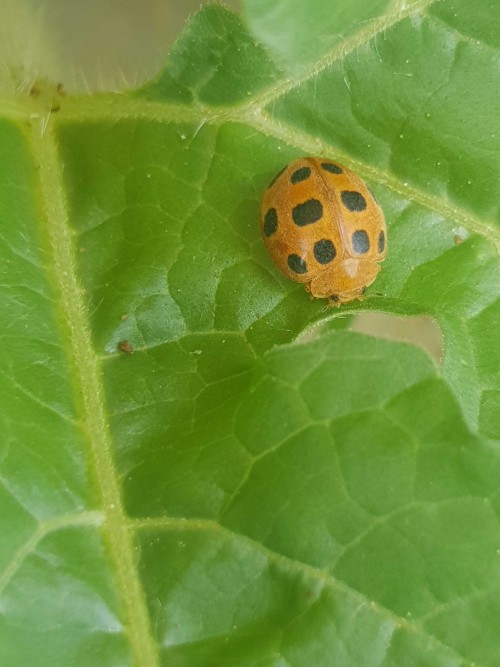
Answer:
top-left (118, 340), bottom-right (133, 354)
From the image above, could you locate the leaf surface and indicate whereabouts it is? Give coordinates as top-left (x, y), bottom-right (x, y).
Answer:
top-left (1, 1), bottom-right (500, 665)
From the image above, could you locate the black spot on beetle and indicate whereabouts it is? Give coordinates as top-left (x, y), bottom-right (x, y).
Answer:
top-left (341, 191), bottom-right (367, 212)
top-left (352, 230), bottom-right (370, 254)
top-left (263, 208), bottom-right (278, 236)
top-left (314, 239), bottom-right (336, 264)
top-left (378, 230), bottom-right (385, 253)
top-left (292, 199), bottom-right (323, 226)
top-left (288, 254), bottom-right (308, 274)
top-left (291, 167), bottom-right (311, 183)
top-left (321, 162), bottom-right (343, 174)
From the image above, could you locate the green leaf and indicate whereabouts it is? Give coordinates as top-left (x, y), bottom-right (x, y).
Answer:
top-left (1, 1), bottom-right (500, 665)
top-left (244, 0), bottom-right (394, 73)
top-left (140, 6), bottom-right (282, 106)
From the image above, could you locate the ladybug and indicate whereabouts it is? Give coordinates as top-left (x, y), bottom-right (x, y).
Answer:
top-left (260, 157), bottom-right (386, 305)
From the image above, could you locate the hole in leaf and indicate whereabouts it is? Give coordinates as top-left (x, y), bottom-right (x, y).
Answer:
top-left (351, 314), bottom-right (443, 362)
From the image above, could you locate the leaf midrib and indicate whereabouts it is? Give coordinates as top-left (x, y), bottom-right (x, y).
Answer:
top-left (29, 118), bottom-right (159, 667)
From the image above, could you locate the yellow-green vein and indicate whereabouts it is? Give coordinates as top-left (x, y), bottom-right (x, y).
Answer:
top-left (30, 117), bottom-right (160, 667)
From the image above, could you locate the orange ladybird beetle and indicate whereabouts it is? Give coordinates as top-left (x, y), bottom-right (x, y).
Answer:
top-left (260, 157), bottom-right (386, 305)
